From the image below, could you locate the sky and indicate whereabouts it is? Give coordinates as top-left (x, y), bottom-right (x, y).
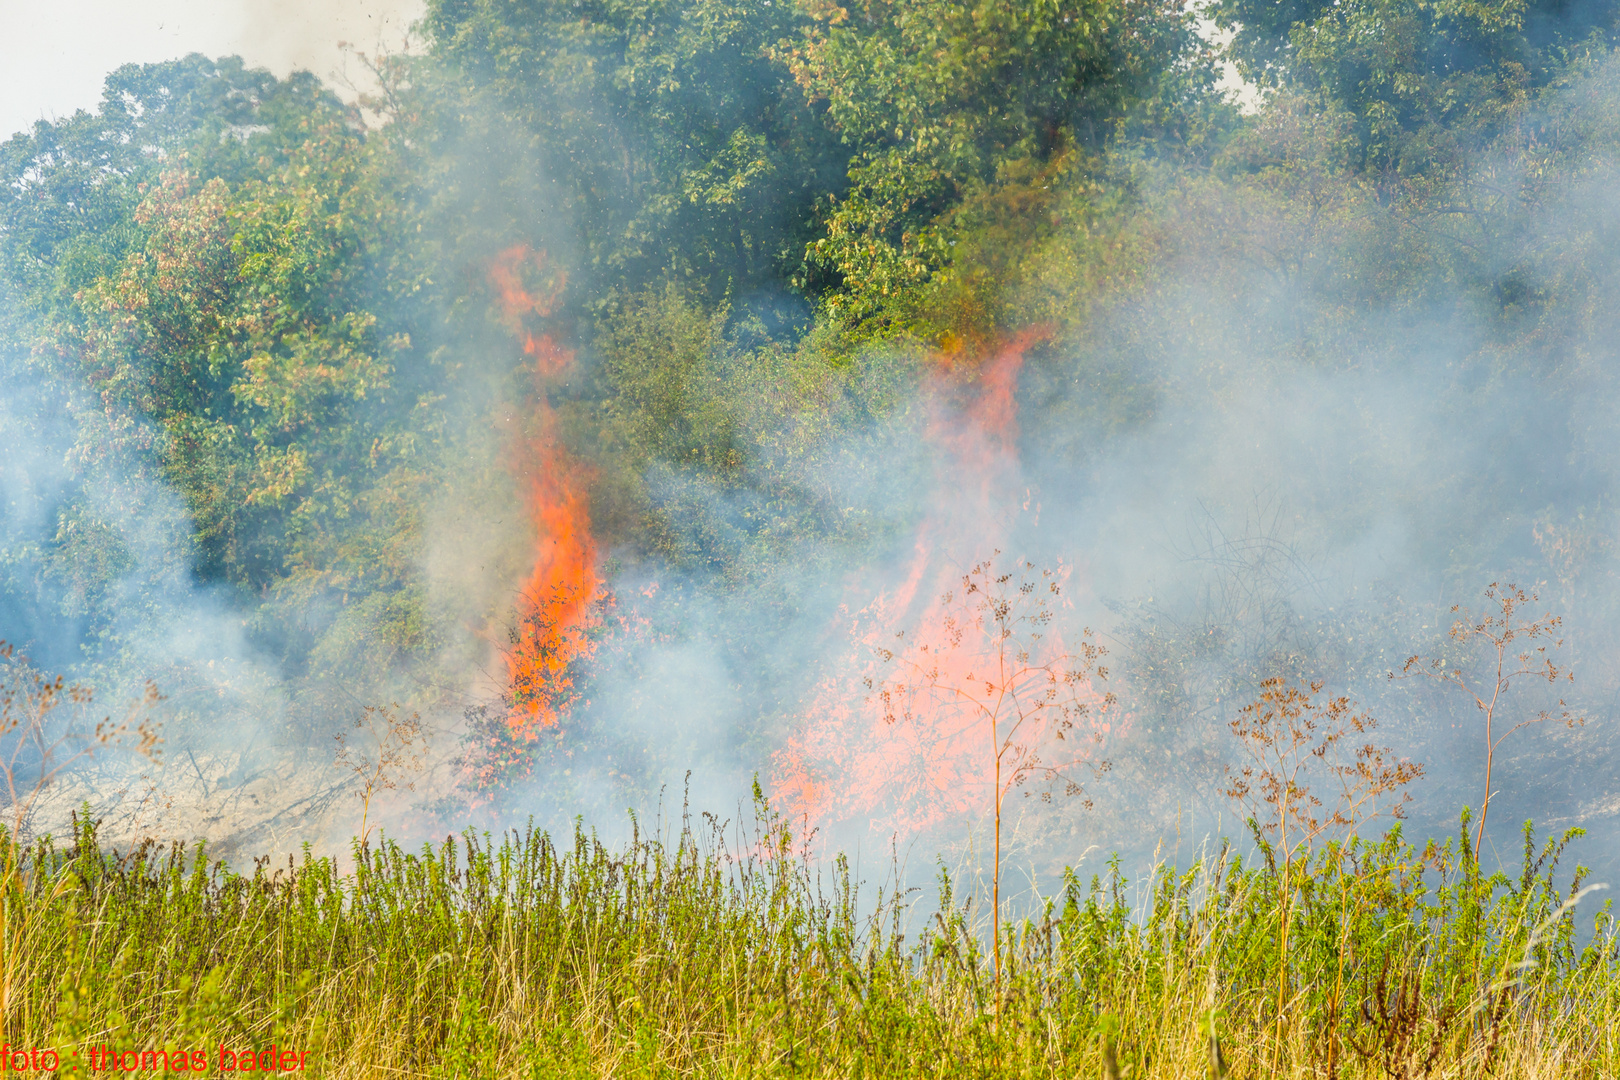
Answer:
top-left (0, 0), bottom-right (424, 142)
top-left (0, 1), bottom-right (1262, 145)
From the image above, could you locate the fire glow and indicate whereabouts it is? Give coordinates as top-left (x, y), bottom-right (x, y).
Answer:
top-left (776, 329), bottom-right (1116, 840)
top-left (488, 244), bottom-right (602, 738)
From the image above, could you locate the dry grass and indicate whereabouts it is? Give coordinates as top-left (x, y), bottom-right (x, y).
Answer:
top-left (2, 793), bottom-right (1616, 1079)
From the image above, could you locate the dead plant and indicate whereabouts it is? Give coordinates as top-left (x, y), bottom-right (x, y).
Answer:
top-left (0, 641), bottom-right (163, 845)
top-left (1397, 582), bottom-right (1583, 852)
top-left (867, 553), bottom-right (1115, 1017)
top-left (334, 702), bottom-right (427, 847)
top-left (1225, 677), bottom-right (1423, 1069)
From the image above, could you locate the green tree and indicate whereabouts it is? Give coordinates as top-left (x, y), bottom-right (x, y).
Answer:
top-left (419, 0), bottom-right (850, 299)
top-left (1, 61), bottom-right (455, 697)
top-left (780, 0), bottom-right (1220, 335)
top-left (1214, 0), bottom-right (1619, 188)
top-left (0, 56), bottom-right (353, 319)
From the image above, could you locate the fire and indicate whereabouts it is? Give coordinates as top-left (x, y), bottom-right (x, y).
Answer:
top-left (488, 244), bottom-right (602, 737)
top-left (774, 327), bottom-right (1116, 839)
top-left (487, 245), bottom-right (573, 375)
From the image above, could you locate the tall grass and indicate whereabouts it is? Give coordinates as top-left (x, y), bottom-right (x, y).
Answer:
top-left (3, 793), bottom-right (1616, 1078)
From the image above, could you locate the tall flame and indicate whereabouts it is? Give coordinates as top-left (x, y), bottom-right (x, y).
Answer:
top-left (775, 327), bottom-right (1115, 839)
top-left (488, 245), bottom-right (602, 737)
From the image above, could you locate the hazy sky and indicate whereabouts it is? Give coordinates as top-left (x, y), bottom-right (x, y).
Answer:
top-left (0, 0), bottom-right (424, 141)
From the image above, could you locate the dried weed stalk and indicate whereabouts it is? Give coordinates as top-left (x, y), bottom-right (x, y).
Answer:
top-left (1227, 678), bottom-right (1424, 871)
top-left (868, 554), bottom-right (1115, 1015)
top-left (335, 703), bottom-right (426, 846)
top-left (1226, 677), bottom-right (1423, 1068)
top-left (0, 641), bottom-right (162, 845)
top-left (1397, 582), bottom-right (1583, 852)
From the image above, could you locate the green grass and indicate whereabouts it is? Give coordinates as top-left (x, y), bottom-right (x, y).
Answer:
top-left (3, 797), bottom-right (1616, 1078)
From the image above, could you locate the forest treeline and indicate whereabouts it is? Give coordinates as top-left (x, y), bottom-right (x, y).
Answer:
top-left (3, 0), bottom-right (1620, 807)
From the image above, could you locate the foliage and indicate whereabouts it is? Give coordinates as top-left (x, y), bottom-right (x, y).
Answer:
top-left (1, 64), bottom-right (455, 706)
top-left (418, 0), bottom-right (850, 299)
top-left (1214, 0), bottom-right (1620, 187)
top-left (780, 0), bottom-right (1221, 335)
top-left (0, 642), bottom-right (161, 1042)
top-left (1224, 677), bottom-right (1425, 1069)
top-left (0, 56), bottom-right (351, 317)
top-left (587, 282), bottom-right (896, 580)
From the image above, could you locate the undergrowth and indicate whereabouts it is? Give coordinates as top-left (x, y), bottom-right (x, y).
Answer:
top-left (2, 793), bottom-right (1615, 1078)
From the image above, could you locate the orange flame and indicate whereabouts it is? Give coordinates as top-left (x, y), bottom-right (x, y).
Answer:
top-left (488, 245), bottom-right (574, 374)
top-left (488, 245), bottom-right (602, 737)
top-left (774, 327), bottom-right (1116, 839)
